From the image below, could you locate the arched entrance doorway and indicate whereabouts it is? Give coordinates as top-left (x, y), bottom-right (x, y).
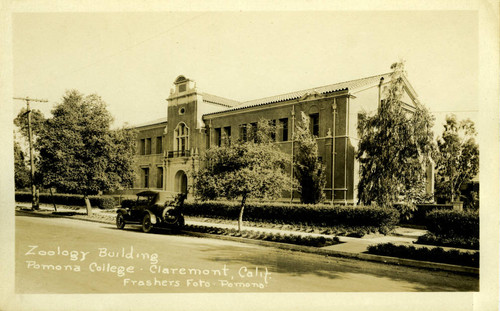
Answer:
top-left (174, 170), bottom-right (188, 194)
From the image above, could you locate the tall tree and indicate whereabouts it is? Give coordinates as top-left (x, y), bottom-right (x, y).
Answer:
top-left (36, 90), bottom-right (136, 215)
top-left (14, 139), bottom-right (31, 190)
top-left (294, 112), bottom-right (326, 204)
top-left (356, 61), bottom-right (435, 207)
top-left (435, 115), bottom-right (479, 203)
top-left (193, 120), bottom-right (290, 232)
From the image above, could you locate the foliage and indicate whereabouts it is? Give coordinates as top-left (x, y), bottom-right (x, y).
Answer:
top-left (367, 243), bottom-right (479, 267)
top-left (15, 192), bottom-right (116, 209)
top-left (435, 115), bottom-right (479, 203)
top-left (356, 61), bottom-right (435, 208)
top-left (14, 107), bottom-right (46, 141)
top-left (416, 233), bottom-right (479, 250)
top-left (193, 119), bottom-right (291, 231)
top-left (182, 201), bottom-right (400, 233)
top-left (186, 225), bottom-right (340, 247)
top-left (294, 112), bottom-right (326, 204)
top-left (424, 209), bottom-right (479, 239)
top-left (35, 90), bottom-right (136, 198)
top-left (14, 140), bottom-right (31, 190)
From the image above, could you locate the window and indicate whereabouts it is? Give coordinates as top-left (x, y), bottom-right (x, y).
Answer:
top-left (269, 119), bottom-right (276, 141)
top-left (156, 136), bottom-right (163, 154)
top-left (223, 126), bottom-right (231, 145)
top-left (142, 168), bottom-right (149, 188)
top-left (179, 83), bottom-right (186, 92)
top-left (239, 124), bottom-right (247, 142)
top-left (157, 167), bottom-right (163, 188)
top-left (310, 113), bottom-right (319, 137)
top-left (174, 123), bottom-right (189, 155)
top-left (278, 118), bottom-right (288, 141)
top-left (250, 122), bottom-right (258, 142)
top-left (145, 138), bottom-right (152, 155)
top-left (214, 128), bottom-right (222, 147)
top-left (140, 139), bottom-right (146, 155)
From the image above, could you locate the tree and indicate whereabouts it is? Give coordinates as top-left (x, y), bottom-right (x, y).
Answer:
top-left (193, 120), bottom-right (290, 232)
top-left (36, 90), bottom-right (136, 215)
top-left (294, 111), bottom-right (326, 204)
top-left (14, 139), bottom-right (30, 190)
top-left (356, 61), bottom-right (435, 207)
top-left (435, 115), bottom-right (479, 203)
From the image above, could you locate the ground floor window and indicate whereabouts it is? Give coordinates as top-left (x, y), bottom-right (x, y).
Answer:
top-left (142, 168), bottom-right (149, 188)
top-left (157, 167), bottom-right (163, 189)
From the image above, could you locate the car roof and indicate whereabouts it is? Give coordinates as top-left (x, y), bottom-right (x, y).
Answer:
top-left (136, 190), bottom-right (180, 201)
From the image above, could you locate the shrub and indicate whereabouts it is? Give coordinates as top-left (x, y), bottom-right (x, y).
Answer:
top-left (425, 209), bottom-right (479, 239)
top-left (183, 201), bottom-right (399, 233)
top-left (367, 243), bottom-right (479, 267)
top-left (416, 233), bottom-right (479, 250)
top-left (15, 191), bottom-right (116, 209)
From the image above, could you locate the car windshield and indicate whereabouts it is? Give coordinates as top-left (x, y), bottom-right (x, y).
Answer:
top-left (136, 195), bottom-right (155, 205)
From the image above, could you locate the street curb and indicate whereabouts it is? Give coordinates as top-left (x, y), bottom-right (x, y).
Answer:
top-left (181, 231), bottom-right (479, 276)
top-left (16, 209), bottom-right (479, 276)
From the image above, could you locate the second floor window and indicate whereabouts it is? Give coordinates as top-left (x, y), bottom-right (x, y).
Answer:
top-left (214, 128), bottom-right (222, 147)
top-left (223, 126), bottom-right (231, 145)
top-left (310, 113), bottom-right (319, 137)
top-left (140, 139), bottom-right (146, 155)
top-left (156, 136), bottom-right (163, 154)
top-left (146, 138), bottom-right (152, 154)
top-left (239, 124), bottom-right (247, 142)
top-left (278, 118), bottom-right (288, 141)
top-left (175, 123), bottom-right (189, 153)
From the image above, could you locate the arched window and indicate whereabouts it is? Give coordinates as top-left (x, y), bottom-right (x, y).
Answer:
top-left (174, 122), bottom-right (189, 156)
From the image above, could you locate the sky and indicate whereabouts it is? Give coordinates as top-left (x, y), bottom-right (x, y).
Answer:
top-left (12, 11), bottom-right (478, 133)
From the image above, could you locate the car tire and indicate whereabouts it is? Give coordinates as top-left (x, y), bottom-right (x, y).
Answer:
top-left (142, 213), bottom-right (153, 233)
top-left (116, 213), bottom-right (125, 229)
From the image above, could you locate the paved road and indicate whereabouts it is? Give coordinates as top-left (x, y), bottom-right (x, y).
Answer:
top-left (15, 212), bottom-right (479, 293)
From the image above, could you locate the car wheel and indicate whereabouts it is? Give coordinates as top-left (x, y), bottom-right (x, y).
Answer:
top-left (116, 213), bottom-right (125, 229)
top-left (142, 213), bottom-right (153, 233)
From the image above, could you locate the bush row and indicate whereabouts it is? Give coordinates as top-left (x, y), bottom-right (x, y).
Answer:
top-left (182, 201), bottom-right (399, 233)
top-left (416, 233), bottom-right (479, 250)
top-left (185, 225), bottom-right (340, 247)
top-left (15, 192), bottom-right (116, 209)
top-left (425, 209), bottom-right (479, 239)
top-left (367, 243), bottom-right (479, 267)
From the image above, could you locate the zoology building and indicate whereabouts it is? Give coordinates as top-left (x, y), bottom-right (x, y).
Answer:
top-left (131, 73), bottom-right (433, 204)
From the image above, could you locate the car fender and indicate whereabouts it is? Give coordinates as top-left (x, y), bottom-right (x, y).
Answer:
top-left (116, 208), bottom-right (129, 215)
top-left (143, 210), bottom-right (157, 224)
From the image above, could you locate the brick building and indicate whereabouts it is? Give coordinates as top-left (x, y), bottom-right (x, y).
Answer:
top-left (132, 73), bottom-right (433, 204)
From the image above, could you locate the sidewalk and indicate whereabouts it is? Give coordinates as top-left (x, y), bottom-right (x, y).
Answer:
top-left (15, 202), bottom-right (473, 255)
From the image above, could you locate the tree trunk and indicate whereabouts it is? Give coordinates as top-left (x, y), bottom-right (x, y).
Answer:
top-left (49, 188), bottom-right (57, 212)
top-left (84, 194), bottom-right (93, 216)
top-left (238, 195), bottom-right (247, 233)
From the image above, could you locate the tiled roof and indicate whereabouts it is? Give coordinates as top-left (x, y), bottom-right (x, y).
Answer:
top-left (201, 93), bottom-right (241, 107)
top-left (204, 73), bottom-right (391, 116)
top-left (133, 117), bottom-right (168, 128)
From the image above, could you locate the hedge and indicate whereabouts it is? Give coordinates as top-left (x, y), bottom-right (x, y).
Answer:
top-left (181, 201), bottom-right (399, 232)
top-left (186, 225), bottom-right (340, 247)
top-left (425, 209), bottom-right (479, 239)
top-left (15, 192), bottom-right (116, 209)
top-left (416, 233), bottom-right (479, 250)
top-left (367, 243), bottom-right (479, 267)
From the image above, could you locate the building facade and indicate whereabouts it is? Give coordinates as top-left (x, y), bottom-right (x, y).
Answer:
top-left (132, 73), bottom-right (433, 204)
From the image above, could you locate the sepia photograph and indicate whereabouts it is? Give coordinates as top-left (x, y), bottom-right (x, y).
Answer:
top-left (1, 1), bottom-right (498, 310)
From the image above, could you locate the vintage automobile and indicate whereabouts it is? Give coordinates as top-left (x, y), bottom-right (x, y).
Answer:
top-left (116, 190), bottom-right (187, 233)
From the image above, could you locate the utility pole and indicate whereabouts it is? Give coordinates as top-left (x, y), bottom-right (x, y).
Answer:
top-left (331, 100), bottom-right (337, 205)
top-left (290, 105), bottom-right (295, 203)
top-left (14, 97), bottom-right (48, 210)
